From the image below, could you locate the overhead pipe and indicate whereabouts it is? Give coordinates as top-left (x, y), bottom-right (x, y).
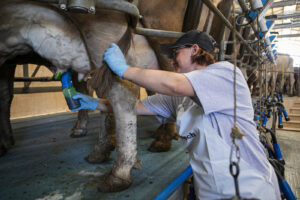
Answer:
top-left (201, 0), bottom-right (259, 58)
top-left (271, 0), bottom-right (300, 8)
top-left (265, 13), bottom-right (300, 20)
top-left (273, 22), bottom-right (300, 29)
top-left (134, 27), bottom-right (184, 38)
top-left (277, 34), bottom-right (300, 38)
top-left (94, 0), bottom-right (140, 18)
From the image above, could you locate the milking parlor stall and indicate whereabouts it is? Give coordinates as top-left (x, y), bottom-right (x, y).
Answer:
top-left (0, 0), bottom-right (300, 199)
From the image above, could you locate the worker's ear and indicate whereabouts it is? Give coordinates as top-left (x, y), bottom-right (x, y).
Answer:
top-left (191, 44), bottom-right (199, 56)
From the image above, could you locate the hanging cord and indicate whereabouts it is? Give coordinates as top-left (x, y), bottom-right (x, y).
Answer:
top-left (235, 15), bottom-right (251, 26)
top-left (230, 2), bottom-right (247, 199)
top-left (257, 16), bottom-right (263, 128)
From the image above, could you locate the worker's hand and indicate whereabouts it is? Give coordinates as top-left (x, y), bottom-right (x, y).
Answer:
top-left (71, 92), bottom-right (99, 111)
top-left (104, 43), bottom-right (129, 79)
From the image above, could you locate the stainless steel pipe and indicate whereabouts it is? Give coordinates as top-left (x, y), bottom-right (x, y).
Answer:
top-left (134, 27), bottom-right (184, 38)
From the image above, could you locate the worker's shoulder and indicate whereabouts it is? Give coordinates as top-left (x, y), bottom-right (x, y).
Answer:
top-left (207, 61), bottom-right (244, 76)
top-left (208, 61), bottom-right (234, 70)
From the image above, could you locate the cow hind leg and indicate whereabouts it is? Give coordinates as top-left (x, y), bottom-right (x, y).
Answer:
top-left (0, 64), bottom-right (16, 156)
top-left (97, 80), bottom-right (139, 192)
top-left (143, 90), bottom-right (179, 152)
top-left (148, 122), bottom-right (178, 152)
top-left (70, 72), bottom-right (91, 137)
top-left (85, 113), bottom-right (116, 163)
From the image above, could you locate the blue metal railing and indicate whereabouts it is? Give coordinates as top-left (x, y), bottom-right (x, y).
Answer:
top-left (154, 166), bottom-right (193, 200)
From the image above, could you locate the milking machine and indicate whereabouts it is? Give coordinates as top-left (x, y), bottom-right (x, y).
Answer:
top-left (254, 92), bottom-right (290, 130)
top-left (254, 93), bottom-right (296, 200)
top-left (56, 70), bottom-right (81, 110)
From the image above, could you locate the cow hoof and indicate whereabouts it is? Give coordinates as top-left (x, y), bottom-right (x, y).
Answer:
top-left (84, 151), bottom-right (110, 164)
top-left (70, 128), bottom-right (87, 138)
top-left (148, 140), bottom-right (171, 152)
top-left (97, 172), bottom-right (131, 193)
top-left (133, 159), bottom-right (141, 169)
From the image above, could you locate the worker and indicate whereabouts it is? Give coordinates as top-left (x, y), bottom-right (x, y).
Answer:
top-left (72, 30), bottom-right (280, 199)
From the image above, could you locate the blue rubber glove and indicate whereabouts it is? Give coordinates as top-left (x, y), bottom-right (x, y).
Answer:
top-left (104, 43), bottom-right (129, 79)
top-left (71, 92), bottom-right (99, 111)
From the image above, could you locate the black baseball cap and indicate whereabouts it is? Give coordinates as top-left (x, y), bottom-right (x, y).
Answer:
top-left (160, 30), bottom-right (216, 58)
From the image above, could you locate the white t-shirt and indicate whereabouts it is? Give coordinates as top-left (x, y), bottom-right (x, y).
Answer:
top-left (141, 61), bottom-right (270, 177)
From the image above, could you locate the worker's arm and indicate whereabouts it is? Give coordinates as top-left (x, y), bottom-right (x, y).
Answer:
top-left (97, 99), bottom-right (155, 115)
top-left (123, 67), bottom-right (195, 96)
top-left (72, 93), bottom-right (156, 115)
top-left (104, 43), bottom-right (195, 97)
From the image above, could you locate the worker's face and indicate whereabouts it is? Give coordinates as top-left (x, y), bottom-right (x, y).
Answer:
top-left (171, 44), bottom-right (198, 73)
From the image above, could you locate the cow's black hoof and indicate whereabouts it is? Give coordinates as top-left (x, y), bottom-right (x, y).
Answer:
top-left (97, 172), bottom-right (131, 193)
top-left (84, 150), bottom-right (110, 164)
top-left (148, 140), bottom-right (171, 152)
top-left (70, 128), bottom-right (87, 138)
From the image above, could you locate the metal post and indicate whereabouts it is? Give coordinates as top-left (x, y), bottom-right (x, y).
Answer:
top-left (265, 63), bottom-right (268, 98)
top-left (27, 65), bottom-right (41, 87)
top-left (219, 40), bottom-right (225, 61)
top-left (23, 64), bottom-right (30, 89)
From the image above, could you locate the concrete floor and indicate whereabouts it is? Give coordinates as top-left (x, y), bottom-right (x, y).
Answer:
top-left (0, 112), bottom-right (298, 199)
top-left (276, 129), bottom-right (300, 198)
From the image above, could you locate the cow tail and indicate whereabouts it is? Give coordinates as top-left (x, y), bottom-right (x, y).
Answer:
top-left (89, 26), bottom-right (132, 97)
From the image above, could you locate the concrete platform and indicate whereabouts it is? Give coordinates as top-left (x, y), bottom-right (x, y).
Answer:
top-left (0, 112), bottom-right (189, 200)
top-left (1, 111), bottom-right (299, 199)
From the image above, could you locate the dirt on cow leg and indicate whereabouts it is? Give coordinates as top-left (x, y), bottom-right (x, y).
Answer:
top-left (148, 122), bottom-right (178, 152)
top-left (85, 114), bottom-right (116, 163)
top-left (71, 109), bottom-right (89, 137)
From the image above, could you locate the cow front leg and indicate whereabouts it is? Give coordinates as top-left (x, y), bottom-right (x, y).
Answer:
top-left (98, 80), bottom-right (138, 192)
top-left (71, 109), bottom-right (89, 137)
top-left (0, 65), bottom-right (16, 156)
top-left (85, 113), bottom-right (116, 163)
